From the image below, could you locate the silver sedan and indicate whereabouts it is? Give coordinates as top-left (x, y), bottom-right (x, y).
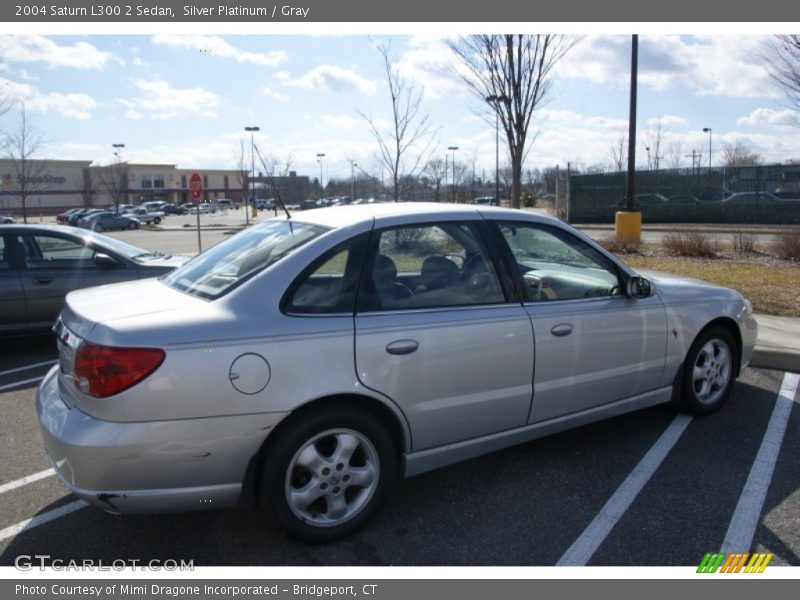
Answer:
top-left (36, 203), bottom-right (757, 542)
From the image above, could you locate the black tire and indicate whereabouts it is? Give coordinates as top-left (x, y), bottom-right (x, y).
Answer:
top-left (127, 221), bottom-right (137, 230)
top-left (679, 325), bottom-right (738, 416)
top-left (95, 224), bottom-right (104, 232)
top-left (259, 406), bottom-right (396, 543)
top-left (153, 216), bottom-right (161, 225)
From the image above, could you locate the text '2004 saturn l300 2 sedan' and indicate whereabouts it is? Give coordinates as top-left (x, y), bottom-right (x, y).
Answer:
top-left (36, 203), bottom-right (757, 542)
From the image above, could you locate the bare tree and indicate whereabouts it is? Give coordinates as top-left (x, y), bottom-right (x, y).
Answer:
top-left (644, 117), bottom-right (665, 170)
top-left (666, 140), bottom-right (684, 170)
top-left (721, 140), bottom-right (761, 167)
top-left (76, 169), bottom-right (95, 209)
top-left (358, 41), bottom-right (436, 201)
top-left (449, 35), bottom-right (577, 208)
top-left (96, 157), bottom-right (128, 212)
top-left (232, 137), bottom-right (251, 205)
top-left (610, 132), bottom-right (627, 172)
top-left (423, 157), bottom-right (447, 202)
top-left (2, 102), bottom-right (49, 223)
top-left (765, 35), bottom-right (800, 121)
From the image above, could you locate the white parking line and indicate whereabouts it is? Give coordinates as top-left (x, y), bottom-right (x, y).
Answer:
top-left (0, 468), bottom-right (55, 495)
top-left (0, 376), bottom-right (44, 393)
top-left (0, 360), bottom-right (56, 379)
top-left (557, 414), bottom-right (693, 566)
top-left (721, 372), bottom-right (799, 553)
top-left (0, 500), bottom-right (88, 543)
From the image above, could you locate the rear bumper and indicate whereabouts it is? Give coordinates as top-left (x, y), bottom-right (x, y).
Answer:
top-left (36, 366), bottom-right (288, 514)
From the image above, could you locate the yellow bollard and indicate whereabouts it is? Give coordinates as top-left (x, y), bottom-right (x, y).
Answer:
top-left (615, 211), bottom-right (642, 243)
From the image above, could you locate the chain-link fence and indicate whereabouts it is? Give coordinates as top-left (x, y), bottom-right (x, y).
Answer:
top-left (569, 165), bottom-right (800, 224)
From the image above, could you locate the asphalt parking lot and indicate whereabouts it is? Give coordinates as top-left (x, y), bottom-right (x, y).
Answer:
top-left (0, 339), bottom-right (797, 566)
top-left (0, 223), bottom-right (797, 567)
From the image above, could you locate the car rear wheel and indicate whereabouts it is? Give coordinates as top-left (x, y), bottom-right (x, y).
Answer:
top-left (127, 221), bottom-right (137, 230)
top-left (153, 217), bottom-right (161, 225)
top-left (259, 406), bottom-right (396, 543)
top-left (95, 224), bottom-right (104, 232)
top-left (680, 326), bottom-right (738, 415)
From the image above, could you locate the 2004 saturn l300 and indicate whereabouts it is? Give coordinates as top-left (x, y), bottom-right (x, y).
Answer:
top-left (37, 202), bottom-right (757, 542)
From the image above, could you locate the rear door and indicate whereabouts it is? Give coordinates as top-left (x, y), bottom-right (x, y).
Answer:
top-left (16, 231), bottom-right (134, 329)
top-left (354, 220), bottom-right (534, 452)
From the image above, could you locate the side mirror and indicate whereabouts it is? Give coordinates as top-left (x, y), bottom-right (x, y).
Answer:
top-left (94, 253), bottom-right (119, 269)
top-left (626, 275), bottom-right (654, 299)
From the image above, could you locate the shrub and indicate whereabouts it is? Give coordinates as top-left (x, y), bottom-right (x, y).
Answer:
top-left (731, 230), bottom-right (757, 254)
top-left (663, 231), bottom-right (720, 258)
top-left (775, 232), bottom-right (800, 261)
top-left (598, 234), bottom-right (641, 254)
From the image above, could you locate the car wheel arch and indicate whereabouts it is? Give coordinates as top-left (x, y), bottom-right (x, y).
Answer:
top-left (240, 393), bottom-right (410, 511)
top-left (262, 393), bottom-right (410, 460)
top-left (670, 316), bottom-right (743, 407)
top-left (698, 317), bottom-right (743, 378)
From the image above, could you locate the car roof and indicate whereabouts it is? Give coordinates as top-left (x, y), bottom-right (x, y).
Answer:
top-left (283, 201), bottom-right (561, 229)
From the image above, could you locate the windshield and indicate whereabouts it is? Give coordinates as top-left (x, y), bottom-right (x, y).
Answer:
top-left (162, 220), bottom-right (328, 300)
top-left (80, 231), bottom-right (160, 261)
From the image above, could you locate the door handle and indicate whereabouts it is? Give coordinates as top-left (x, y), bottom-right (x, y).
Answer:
top-left (385, 339), bottom-right (419, 355)
top-left (551, 323), bottom-right (573, 337)
top-left (33, 277), bottom-right (53, 285)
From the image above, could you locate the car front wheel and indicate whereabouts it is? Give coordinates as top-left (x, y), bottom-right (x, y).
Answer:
top-left (680, 326), bottom-right (738, 415)
top-left (153, 216), bottom-right (161, 224)
top-left (259, 406), bottom-right (396, 543)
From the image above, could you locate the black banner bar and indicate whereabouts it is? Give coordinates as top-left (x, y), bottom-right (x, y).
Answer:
top-left (2, 0), bottom-right (799, 22)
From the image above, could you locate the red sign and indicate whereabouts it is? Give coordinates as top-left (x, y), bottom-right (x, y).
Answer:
top-left (189, 173), bottom-right (203, 199)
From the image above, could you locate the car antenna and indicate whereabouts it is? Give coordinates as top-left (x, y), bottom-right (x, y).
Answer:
top-left (252, 142), bottom-right (291, 220)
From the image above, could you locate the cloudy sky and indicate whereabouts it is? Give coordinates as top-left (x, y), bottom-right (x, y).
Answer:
top-left (0, 34), bottom-right (797, 182)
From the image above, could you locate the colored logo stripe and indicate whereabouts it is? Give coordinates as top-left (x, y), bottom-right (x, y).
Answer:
top-left (697, 552), bottom-right (773, 573)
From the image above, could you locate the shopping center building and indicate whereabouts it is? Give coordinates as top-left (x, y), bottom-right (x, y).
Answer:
top-left (0, 159), bottom-right (246, 216)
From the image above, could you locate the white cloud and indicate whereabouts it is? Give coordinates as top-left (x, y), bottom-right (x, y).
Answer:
top-left (284, 65), bottom-right (376, 94)
top-left (561, 35), bottom-right (775, 98)
top-left (260, 86), bottom-right (289, 103)
top-left (647, 115), bottom-right (688, 129)
top-left (318, 114), bottom-right (358, 129)
top-left (0, 35), bottom-right (115, 70)
top-left (394, 37), bottom-right (467, 100)
top-left (132, 56), bottom-right (149, 68)
top-left (0, 77), bottom-right (97, 119)
top-left (737, 107), bottom-right (798, 128)
top-left (118, 78), bottom-right (221, 120)
top-left (151, 35), bottom-right (287, 67)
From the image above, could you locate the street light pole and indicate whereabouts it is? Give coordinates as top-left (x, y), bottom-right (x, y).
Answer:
top-left (703, 127), bottom-right (712, 173)
top-left (485, 94), bottom-right (508, 205)
top-left (350, 160), bottom-right (357, 202)
top-left (244, 126), bottom-right (260, 226)
top-left (448, 146), bottom-right (459, 203)
top-left (111, 143), bottom-right (125, 209)
top-left (316, 153), bottom-right (326, 198)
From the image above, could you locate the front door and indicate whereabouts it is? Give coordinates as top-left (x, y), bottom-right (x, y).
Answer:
top-left (493, 221), bottom-right (667, 423)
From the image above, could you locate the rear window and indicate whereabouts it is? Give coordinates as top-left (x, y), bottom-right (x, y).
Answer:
top-left (162, 220), bottom-right (328, 300)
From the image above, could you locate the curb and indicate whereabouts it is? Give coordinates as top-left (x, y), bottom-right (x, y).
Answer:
top-left (750, 347), bottom-right (800, 373)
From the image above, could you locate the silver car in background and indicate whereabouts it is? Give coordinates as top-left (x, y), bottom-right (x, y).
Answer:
top-left (36, 203), bottom-right (757, 542)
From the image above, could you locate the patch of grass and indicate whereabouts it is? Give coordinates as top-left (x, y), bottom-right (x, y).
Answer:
top-left (662, 231), bottom-right (720, 258)
top-left (621, 255), bottom-right (800, 317)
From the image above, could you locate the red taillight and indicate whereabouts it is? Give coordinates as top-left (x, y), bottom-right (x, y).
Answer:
top-left (74, 342), bottom-right (165, 398)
